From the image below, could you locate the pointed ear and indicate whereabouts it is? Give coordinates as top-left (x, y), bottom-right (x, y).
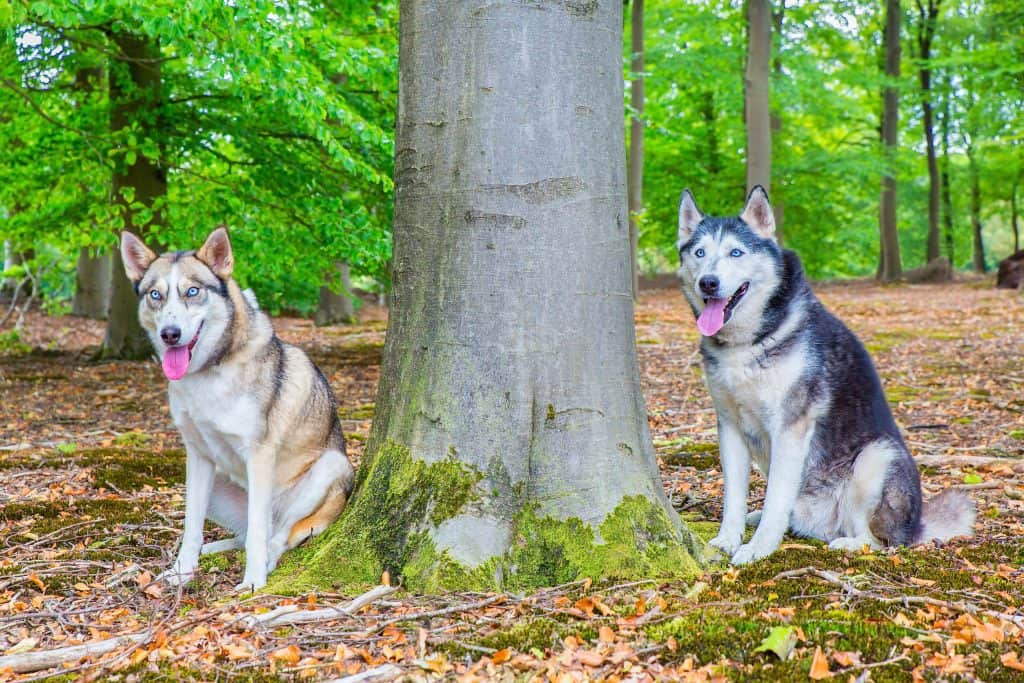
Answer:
top-left (678, 189), bottom-right (704, 244)
top-left (196, 226), bottom-right (234, 279)
top-left (741, 185), bottom-right (775, 239)
top-left (120, 232), bottom-right (156, 284)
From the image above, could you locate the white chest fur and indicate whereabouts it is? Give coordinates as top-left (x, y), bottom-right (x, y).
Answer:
top-left (168, 366), bottom-right (263, 486)
top-left (704, 338), bottom-right (807, 472)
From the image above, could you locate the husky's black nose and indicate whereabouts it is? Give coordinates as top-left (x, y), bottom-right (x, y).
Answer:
top-left (161, 326), bottom-right (182, 346)
top-left (699, 275), bottom-right (720, 295)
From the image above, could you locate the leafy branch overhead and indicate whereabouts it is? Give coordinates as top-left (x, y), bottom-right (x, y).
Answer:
top-left (2, 0), bottom-right (397, 313)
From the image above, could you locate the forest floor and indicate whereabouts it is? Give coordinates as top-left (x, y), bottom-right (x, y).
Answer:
top-left (1, 279), bottom-right (1023, 682)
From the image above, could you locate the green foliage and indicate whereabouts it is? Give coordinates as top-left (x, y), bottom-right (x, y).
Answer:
top-left (629, 0), bottom-right (1024, 277)
top-left (2, 0), bottom-right (397, 314)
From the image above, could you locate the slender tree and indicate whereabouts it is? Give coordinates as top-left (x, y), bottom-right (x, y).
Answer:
top-left (627, 0), bottom-right (644, 298)
top-left (915, 0), bottom-right (943, 264)
top-left (315, 262), bottom-right (357, 326)
top-left (939, 72), bottom-right (955, 265)
top-left (70, 65), bottom-right (111, 319)
top-left (101, 32), bottom-right (166, 358)
top-left (769, 0), bottom-right (785, 242)
top-left (878, 0), bottom-right (903, 282)
top-left (271, 0), bottom-right (702, 593)
top-left (745, 0), bottom-right (772, 195)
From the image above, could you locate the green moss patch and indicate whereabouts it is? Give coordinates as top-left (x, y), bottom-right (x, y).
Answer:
top-left (267, 441), bottom-right (482, 593)
top-left (268, 442), bottom-right (704, 594)
top-left (498, 496), bottom-right (703, 592)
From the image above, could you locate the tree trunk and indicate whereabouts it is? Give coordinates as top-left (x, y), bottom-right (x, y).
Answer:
top-left (745, 0), bottom-right (772, 195)
top-left (916, 0), bottom-right (942, 264)
top-left (271, 0), bottom-right (703, 594)
top-left (1011, 175), bottom-right (1020, 254)
top-left (967, 142), bottom-right (986, 273)
top-left (940, 77), bottom-right (955, 266)
top-left (101, 32), bottom-right (166, 359)
top-left (72, 249), bottom-right (111, 319)
top-left (769, 1), bottom-right (785, 243)
top-left (2, 242), bottom-right (22, 297)
top-left (315, 262), bottom-right (357, 326)
top-left (878, 0), bottom-right (903, 282)
top-left (627, 0), bottom-right (644, 300)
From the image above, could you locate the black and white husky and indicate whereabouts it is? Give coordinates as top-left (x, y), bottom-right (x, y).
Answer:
top-left (677, 187), bottom-right (975, 565)
top-left (120, 228), bottom-right (355, 590)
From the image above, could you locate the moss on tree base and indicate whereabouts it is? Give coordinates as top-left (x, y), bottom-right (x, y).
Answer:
top-left (267, 441), bottom-right (704, 594)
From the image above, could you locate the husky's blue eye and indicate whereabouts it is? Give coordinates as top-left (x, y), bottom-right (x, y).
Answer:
top-left (149, 290), bottom-right (162, 300)
top-left (730, 248), bottom-right (744, 258)
top-left (694, 248), bottom-right (705, 258)
top-left (186, 287), bottom-right (199, 298)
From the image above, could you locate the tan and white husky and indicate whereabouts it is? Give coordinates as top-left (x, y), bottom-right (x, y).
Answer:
top-left (120, 228), bottom-right (354, 591)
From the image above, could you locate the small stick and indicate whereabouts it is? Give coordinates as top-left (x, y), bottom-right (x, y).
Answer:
top-left (241, 584), bottom-right (397, 630)
top-left (325, 664), bottom-right (404, 683)
top-left (372, 594), bottom-right (507, 633)
top-left (0, 633), bottom-right (149, 674)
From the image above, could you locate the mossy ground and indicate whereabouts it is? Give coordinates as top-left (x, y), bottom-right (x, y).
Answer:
top-left (2, 284), bottom-right (1023, 680)
top-left (268, 443), bottom-right (703, 594)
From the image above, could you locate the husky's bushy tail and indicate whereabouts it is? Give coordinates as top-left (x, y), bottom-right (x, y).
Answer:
top-left (916, 489), bottom-right (976, 543)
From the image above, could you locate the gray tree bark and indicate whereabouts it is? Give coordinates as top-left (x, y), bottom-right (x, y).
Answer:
top-left (940, 76), bottom-right (955, 265)
top-left (72, 250), bottom-right (111, 319)
top-left (967, 142), bottom-right (986, 273)
top-left (1012, 174), bottom-right (1020, 254)
top-left (101, 32), bottom-right (166, 359)
top-left (745, 0), bottom-right (772, 195)
top-left (769, 1), bottom-right (785, 243)
top-left (627, 0), bottom-right (644, 300)
top-left (315, 262), bottom-right (357, 326)
top-left (916, 0), bottom-right (942, 264)
top-left (878, 0), bottom-right (903, 282)
top-left (276, 0), bottom-right (702, 593)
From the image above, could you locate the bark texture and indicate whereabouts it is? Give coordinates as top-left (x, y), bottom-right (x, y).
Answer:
top-left (745, 0), bottom-right (772, 194)
top-left (315, 262), bottom-right (357, 326)
top-left (967, 143), bottom-right (986, 273)
top-left (940, 83), bottom-right (955, 265)
top-left (878, 0), bottom-right (903, 282)
top-left (101, 32), bottom-right (166, 359)
top-left (916, 0), bottom-right (942, 264)
top-left (72, 249), bottom-right (111, 319)
top-left (272, 0), bottom-right (702, 593)
top-left (627, 0), bottom-right (644, 299)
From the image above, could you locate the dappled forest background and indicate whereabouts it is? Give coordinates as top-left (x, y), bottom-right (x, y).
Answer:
top-left (2, 0), bottom-right (1023, 320)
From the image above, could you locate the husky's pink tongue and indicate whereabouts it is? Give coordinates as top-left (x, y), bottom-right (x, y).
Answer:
top-left (162, 346), bottom-right (191, 381)
top-left (697, 298), bottom-right (727, 337)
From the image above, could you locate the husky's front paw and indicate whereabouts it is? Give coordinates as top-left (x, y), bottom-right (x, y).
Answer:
top-left (157, 566), bottom-right (196, 587)
top-left (730, 540), bottom-right (777, 565)
top-left (708, 533), bottom-right (742, 557)
top-left (234, 572), bottom-right (267, 593)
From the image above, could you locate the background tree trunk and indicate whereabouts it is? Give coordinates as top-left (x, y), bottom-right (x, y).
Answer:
top-left (769, 1), bottom-right (785, 242)
top-left (2, 243), bottom-right (23, 297)
top-left (967, 142), bottom-right (986, 272)
top-left (101, 33), bottom-right (166, 359)
top-left (1012, 175), bottom-right (1020, 254)
top-left (940, 76), bottom-right (955, 266)
top-left (271, 0), bottom-right (702, 594)
top-left (916, 0), bottom-right (942, 264)
top-left (72, 250), bottom-right (110, 319)
top-left (878, 0), bottom-right (903, 282)
top-left (627, 0), bottom-right (644, 299)
top-left (745, 0), bottom-right (772, 195)
top-left (315, 262), bottom-right (357, 326)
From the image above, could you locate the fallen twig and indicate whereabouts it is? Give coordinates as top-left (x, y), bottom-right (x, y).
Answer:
top-left (372, 594), bottom-right (507, 633)
top-left (241, 584), bottom-right (397, 630)
top-left (0, 633), bottom-right (148, 674)
top-left (325, 664), bottom-right (404, 683)
top-left (774, 566), bottom-right (1024, 629)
